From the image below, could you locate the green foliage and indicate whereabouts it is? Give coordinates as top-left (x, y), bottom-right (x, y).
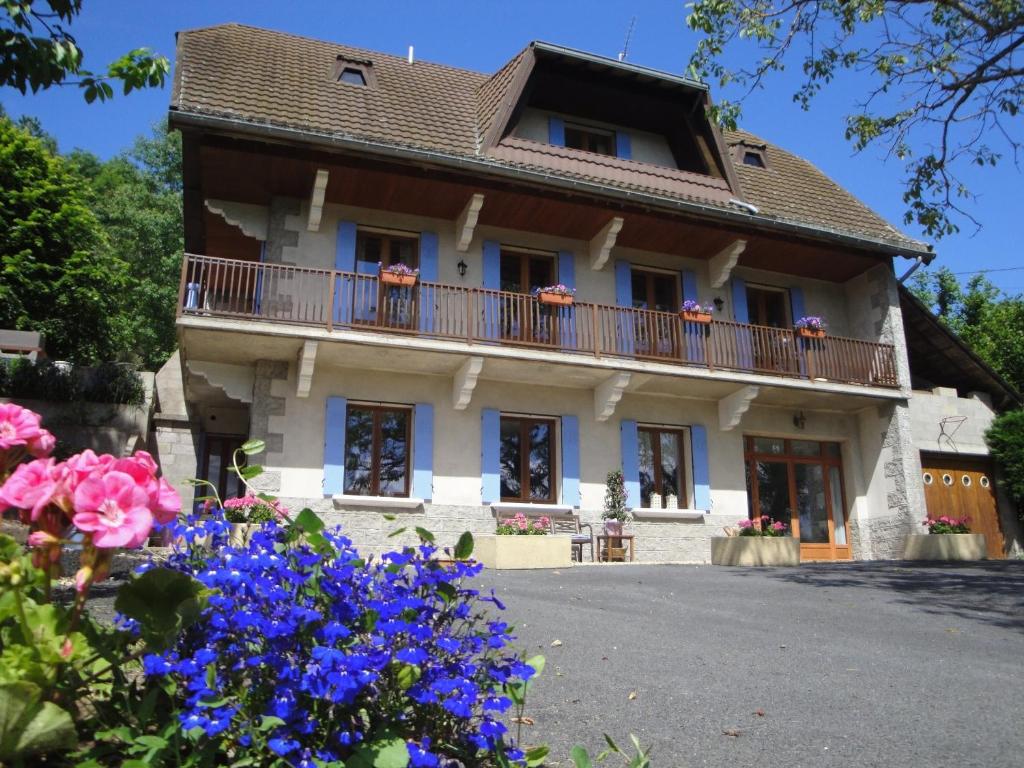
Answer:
top-left (115, 568), bottom-right (211, 652)
top-left (685, 1), bottom-right (1024, 238)
top-left (571, 733), bottom-right (652, 767)
top-left (0, 358), bottom-right (145, 404)
top-left (0, 115), bottom-right (127, 362)
top-left (0, 1), bottom-right (169, 102)
top-left (985, 409), bottom-right (1024, 505)
top-left (910, 267), bottom-right (1024, 393)
top-left (603, 469), bottom-right (631, 523)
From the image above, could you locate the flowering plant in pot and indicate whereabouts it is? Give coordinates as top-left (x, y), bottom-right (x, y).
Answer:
top-left (222, 494), bottom-right (290, 546)
top-left (378, 261), bottom-right (419, 286)
top-left (795, 315), bottom-right (827, 338)
top-left (737, 515), bottom-right (789, 537)
top-left (496, 512), bottom-right (550, 535)
top-left (922, 515), bottom-right (970, 534)
top-left (602, 469), bottom-right (632, 536)
top-left (679, 299), bottom-right (713, 324)
top-left (534, 283), bottom-right (576, 306)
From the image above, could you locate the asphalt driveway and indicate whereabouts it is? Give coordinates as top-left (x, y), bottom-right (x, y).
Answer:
top-left (477, 561), bottom-right (1024, 768)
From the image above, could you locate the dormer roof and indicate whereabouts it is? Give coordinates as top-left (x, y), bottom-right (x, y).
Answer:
top-left (171, 23), bottom-right (930, 257)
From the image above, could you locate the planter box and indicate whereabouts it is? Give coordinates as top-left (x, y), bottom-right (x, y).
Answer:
top-left (711, 536), bottom-right (800, 566)
top-left (380, 272), bottom-right (417, 287)
top-left (903, 533), bottom-right (987, 561)
top-left (679, 310), bottom-right (713, 324)
top-left (228, 523), bottom-right (259, 548)
top-left (797, 327), bottom-right (826, 339)
top-left (537, 291), bottom-right (573, 307)
top-left (474, 535), bottom-right (572, 570)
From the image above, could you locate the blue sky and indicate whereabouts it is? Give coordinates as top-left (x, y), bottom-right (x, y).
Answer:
top-left (5, 0), bottom-right (1021, 294)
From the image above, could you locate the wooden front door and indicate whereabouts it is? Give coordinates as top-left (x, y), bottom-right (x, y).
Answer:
top-left (921, 454), bottom-right (1005, 559)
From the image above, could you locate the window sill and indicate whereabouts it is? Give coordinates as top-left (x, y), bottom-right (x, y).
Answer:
top-left (630, 508), bottom-right (705, 521)
top-left (490, 502), bottom-right (575, 516)
top-left (331, 495), bottom-right (425, 511)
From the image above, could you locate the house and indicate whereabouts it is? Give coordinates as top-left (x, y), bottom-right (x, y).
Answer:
top-left (154, 23), bottom-right (1020, 562)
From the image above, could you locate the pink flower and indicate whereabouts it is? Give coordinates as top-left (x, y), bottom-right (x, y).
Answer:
top-left (737, 519), bottom-right (754, 529)
top-left (0, 403), bottom-right (42, 450)
top-left (0, 459), bottom-right (57, 520)
top-left (27, 530), bottom-right (58, 547)
top-left (27, 429), bottom-right (55, 458)
top-left (151, 477), bottom-right (180, 524)
top-left (73, 470), bottom-right (153, 549)
top-left (771, 521), bottom-right (786, 532)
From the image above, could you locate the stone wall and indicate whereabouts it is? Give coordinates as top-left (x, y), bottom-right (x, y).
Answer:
top-left (151, 414), bottom-right (199, 512)
top-left (248, 360), bottom-right (289, 494)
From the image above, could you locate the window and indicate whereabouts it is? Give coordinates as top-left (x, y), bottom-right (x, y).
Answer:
top-left (500, 249), bottom-right (555, 294)
top-left (630, 268), bottom-right (681, 357)
top-left (356, 230), bottom-right (419, 270)
top-left (745, 284), bottom-right (791, 328)
top-left (500, 416), bottom-right (556, 503)
top-left (631, 268), bottom-right (679, 313)
top-left (200, 435), bottom-right (246, 506)
top-left (339, 67), bottom-right (367, 86)
top-left (344, 404), bottom-right (411, 497)
top-left (564, 123), bottom-right (614, 156)
top-left (638, 426), bottom-right (689, 508)
top-left (742, 151), bottom-right (766, 168)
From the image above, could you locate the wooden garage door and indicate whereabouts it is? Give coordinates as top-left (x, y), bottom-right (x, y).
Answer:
top-left (921, 454), bottom-right (1005, 559)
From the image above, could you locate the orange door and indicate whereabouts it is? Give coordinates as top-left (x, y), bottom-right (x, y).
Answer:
top-left (920, 454), bottom-right (1005, 559)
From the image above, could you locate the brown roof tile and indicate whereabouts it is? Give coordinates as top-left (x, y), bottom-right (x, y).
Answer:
top-left (172, 24), bottom-right (928, 254)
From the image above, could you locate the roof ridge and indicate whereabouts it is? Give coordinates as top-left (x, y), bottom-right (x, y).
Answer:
top-left (178, 22), bottom-right (489, 78)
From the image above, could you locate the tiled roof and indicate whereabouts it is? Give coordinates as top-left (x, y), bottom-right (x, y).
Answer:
top-left (172, 23), bottom-right (928, 254)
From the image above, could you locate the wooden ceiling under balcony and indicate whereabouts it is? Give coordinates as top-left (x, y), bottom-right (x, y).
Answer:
top-left (191, 134), bottom-right (892, 282)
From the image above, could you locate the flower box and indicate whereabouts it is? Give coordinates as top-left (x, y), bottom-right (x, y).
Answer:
top-left (679, 310), bottom-right (713, 324)
top-left (797, 327), bottom-right (826, 339)
top-left (902, 533), bottom-right (987, 561)
top-left (711, 536), bottom-right (800, 566)
top-left (474, 534), bottom-right (572, 570)
top-left (538, 290), bottom-right (574, 307)
top-left (380, 271), bottom-right (418, 287)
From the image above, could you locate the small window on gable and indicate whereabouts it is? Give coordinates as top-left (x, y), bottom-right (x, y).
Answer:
top-left (742, 150), bottom-right (766, 168)
top-left (333, 56), bottom-right (374, 87)
top-left (564, 123), bottom-right (614, 156)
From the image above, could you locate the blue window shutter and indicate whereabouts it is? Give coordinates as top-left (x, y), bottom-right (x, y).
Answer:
top-left (557, 250), bottom-right (576, 289)
top-left (558, 251), bottom-right (577, 348)
top-left (615, 260), bottom-right (635, 355)
top-left (413, 403), bottom-right (434, 501)
top-left (418, 232), bottom-right (439, 332)
top-left (334, 222), bottom-right (358, 325)
top-left (481, 240), bottom-right (502, 340)
top-left (731, 278), bottom-right (749, 323)
top-left (549, 116), bottom-right (565, 147)
top-left (620, 419), bottom-right (640, 509)
top-left (681, 269), bottom-right (698, 302)
top-left (481, 408), bottom-right (501, 503)
top-left (680, 269), bottom-right (702, 362)
top-left (789, 286), bottom-right (806, 323)
top-left (323, 397), bottom-right (348, 496)
top-left (615, 132), bottom-right (632, 160)
top-left (560, 415), bottom-right (580, 507)
top-left (691, 424), bottom-right (711, 510)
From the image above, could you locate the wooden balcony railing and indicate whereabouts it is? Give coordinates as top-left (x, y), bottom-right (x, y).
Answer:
top-left (178, 254), bottom-right (899, 388)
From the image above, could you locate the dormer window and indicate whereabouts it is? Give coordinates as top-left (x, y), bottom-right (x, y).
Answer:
top-left (732, 142), bottom-right (768, 169)
top-left (564, 122), bottom-right (614, 156)
top-left (742, 150), bottom-right (766, 168)
top-left (333, 56), bottom-right (375, 87)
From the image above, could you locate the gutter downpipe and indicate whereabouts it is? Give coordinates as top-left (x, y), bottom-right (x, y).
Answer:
top-left (171, 110), bottom-right (932, 261)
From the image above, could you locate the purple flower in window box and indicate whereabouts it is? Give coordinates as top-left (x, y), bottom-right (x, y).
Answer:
top-left (379, 261), bottom-right (419, 286)
top-left (795, 316), bottom-right (827, 338)
top-left (679, 300), bottom-right (713, 323)
top-left (534, 284), bottom-right (575, 305)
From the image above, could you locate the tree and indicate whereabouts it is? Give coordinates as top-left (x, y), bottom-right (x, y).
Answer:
top-left (910, 266), bottom-right (1024, 392)
top-left (0, 0), bottom-right (168, 102)
top-left (0, 115), bottom-right (126, 362)
top-left (79, 123), bottom-right (183, 368)
top-left (985, 409), bottom-right (1024, 505)
top-left (686, 1), bottom-right (1024, 238)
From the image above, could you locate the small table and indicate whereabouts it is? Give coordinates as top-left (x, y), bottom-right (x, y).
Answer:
top-left (597, 533), bottom-right (635, 563)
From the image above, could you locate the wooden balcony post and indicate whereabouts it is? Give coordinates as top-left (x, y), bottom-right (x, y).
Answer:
top-left (592, 305), bottom-right (601, 358)
top-left (327, 269), bottom-right (336, 332)
top-left (467, 291), bottom-right (474, 343)
top-left (176, 254), bottom-right (190, 317)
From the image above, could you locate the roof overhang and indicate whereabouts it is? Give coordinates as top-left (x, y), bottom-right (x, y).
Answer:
top-left (169, 108), bottom-right (935, 261)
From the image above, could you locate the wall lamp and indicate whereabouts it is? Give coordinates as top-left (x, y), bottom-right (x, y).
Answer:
top-left (457, 259), bottom-right (468, 278)
top-left (713, 296), bottom-right (724, 312)
top-left (793, 411), bottom-right (807, 430)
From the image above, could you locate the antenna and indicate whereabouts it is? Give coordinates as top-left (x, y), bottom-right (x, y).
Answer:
top-left (618, 16), bottom-right (636, 62)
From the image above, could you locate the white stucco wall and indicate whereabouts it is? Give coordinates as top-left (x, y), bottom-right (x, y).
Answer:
top-left (909, 387), bottom-right (997, 455)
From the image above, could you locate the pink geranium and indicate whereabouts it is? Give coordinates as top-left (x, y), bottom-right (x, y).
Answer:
top-left (73, 471), bottom-right (154, 549)
top-left (27, 429), bottom-right (55, 458)
top-left (0, 459), bottom-right (58, 521)
top-left (0, 403), bottom-right (42, 450)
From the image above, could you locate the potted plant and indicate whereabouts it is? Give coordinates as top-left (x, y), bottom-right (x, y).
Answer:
top-left (379, 262), bottom-right (419, 287)
top-left (602, 469), bottom-right (631, 537)
top-left (475, 513), bottom-right (571, 569)
top-left (534, 283), bottom-right (575, 306)
top-left (223, 495), bottom-right (289, 547)
top-left (795, 315), bottom-right (827, 339)
top-left (711, 515), bottom-right (800, 566)
top-left (679, 299), bottom-right (713, 324)
top-left (903, 515), bottom-right (987, 560)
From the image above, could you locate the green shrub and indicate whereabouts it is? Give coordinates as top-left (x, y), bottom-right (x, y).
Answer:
top-left (0, 359), bottom-right (144, 405)
top-left (986, 409), bottom-right (1024, 504)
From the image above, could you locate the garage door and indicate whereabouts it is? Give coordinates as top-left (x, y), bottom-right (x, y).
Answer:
top-left (920, 454), bottom-right (1005, 559)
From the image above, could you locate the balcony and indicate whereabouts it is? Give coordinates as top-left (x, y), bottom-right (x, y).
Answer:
top-left (178, 254), bottom-right (899, 389)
